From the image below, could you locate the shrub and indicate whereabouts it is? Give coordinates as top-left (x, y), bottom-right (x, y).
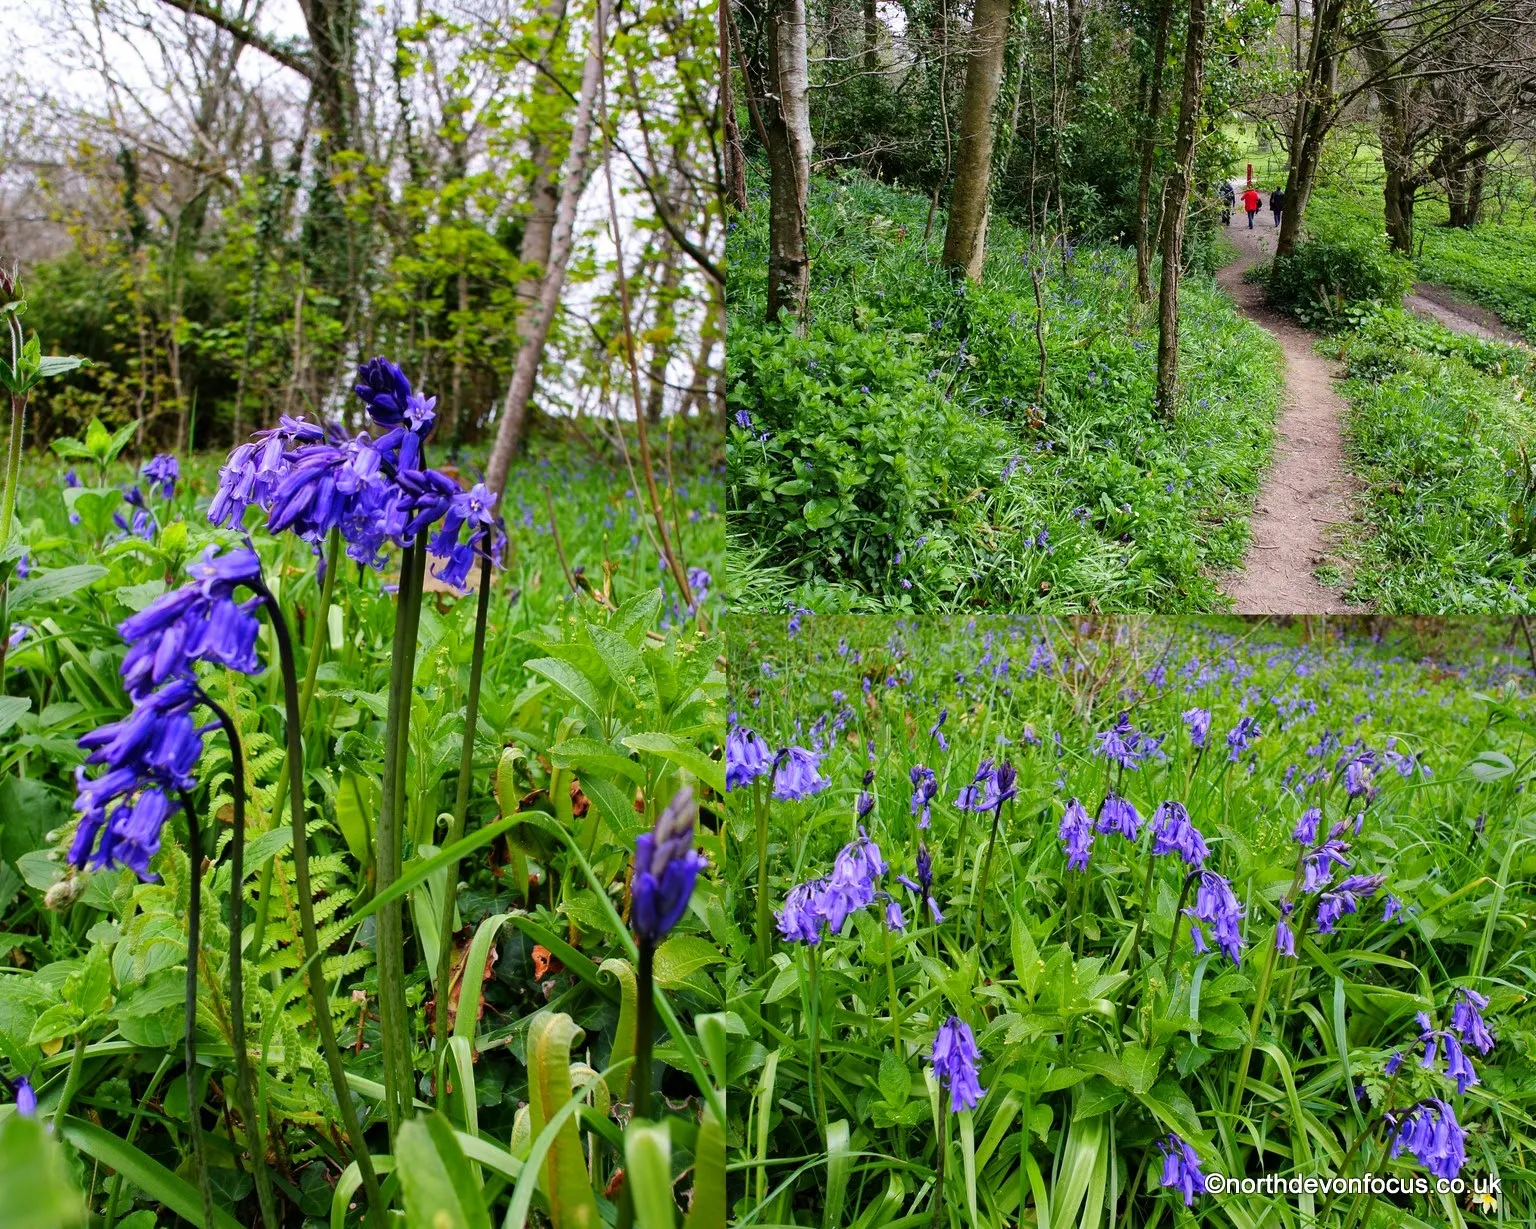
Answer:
top-left (1266, 231), bottom-right (1413, 328)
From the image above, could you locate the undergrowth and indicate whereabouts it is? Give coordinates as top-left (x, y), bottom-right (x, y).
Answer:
top-left (727, 169), bottom-right (1285, 613)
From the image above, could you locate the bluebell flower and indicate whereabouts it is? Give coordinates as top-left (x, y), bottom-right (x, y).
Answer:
top-left (1450, 988), bottom-right (1495, 1055)
top-left (1097, 793), bottom-right (1141, 841)
top-left (1150, 801), bottom-right (1207, 867)
top-left (726, 725), bottom-right (773, 790)
top-left (142, 453), bottom-right (179, 498)
top-left (1315, 873), bottom-right (1386, 933)
top-left (773, 745), bottom-right (829, 801)
top-left (856, 790), bottom-right (875, 818)
top-left (1095, 712), bottom-right (1163, 769)
top-left (11, 1076), bottom-right (35, 1117)
top-left (1292, 808), bottom-right (1321, 844)
top-left (776, 879), bottom-right (826, 944)
top-left (915, 841), bottom-right (943, 922)
top-left (354, 356), bottom-right (437, 441)
top-left (957, 759), bottom-right (1003, 812)
top-left (909, 765), bottom-right (938, 827)
top-left (1301, 837), bottom-right (1352, 893)
top-left (1059, 798), bottom-right (1094, 870)
top-left (1385, 1050), bottom-right (1403, 1076)
top-left (1225, 715), bottom-right (1261, 761)
top-left (1389, 1100), bottom-right (1465, 1181)
top-left (1157, 1134), bottom-right (1207, 1205)
top-left (931, 1016), bottom-right (985, 1112)
top-left (113, 486), bottom-right (156, 540)
top-left (1182, 707), bottom-right (1211, 749)
top-left (885, 897), bottom-right (906, 931)
top-left (631, 787), bottom-right (706, 943)
top-left (425, 481), bottom-right (505, 588)
top-left (1187, 870), bottom-right (1244, 965)
top-left (1382, 894), bottom-right (1401, 922)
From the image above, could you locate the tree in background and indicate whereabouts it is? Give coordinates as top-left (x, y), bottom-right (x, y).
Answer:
top-left (763, 0), bottom-right (812, 321)
top-left (941, 0), bottom-right (1013, 279)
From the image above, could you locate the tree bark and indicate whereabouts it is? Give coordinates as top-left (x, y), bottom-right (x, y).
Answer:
top-left (1448, 154), bottom-right (1486, 227)
top-left (1133, 0), bottom-right (1175, 302)
top-left (864, 0), bottom-right (879, 69)
top-left (941, 0), bottom-right (1012, 280)
top-left (1276, 0), bottom-right (1342, 258)
top-left (764, 0), bottom-right (812, 322)
top-left (483, 0), bottom-right (606, 498)
top-left (1153, 0), bottom-right (1208, 419)
top-left (723, 0), bottom-right (749, 209)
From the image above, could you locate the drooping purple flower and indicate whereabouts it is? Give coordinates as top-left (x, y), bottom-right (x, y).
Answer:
top-left (630, 786), bottom-right (706, 944)
top-left (776, 879), bottom-right (826, 945)
top-left (1389, 1100), bottom-right (1466, 1181)
top-left (1157, 1134), bottom-right (1207, 1205)
top-left (1450, 988), bottom-right (1495, 1055)
top-left (1150, 801), bottom-right (1208, 867)
top-left (11, 1076), bottom-right (35, 1117)
top-left (956, 759), bottom-right (999, 812)
top-left (885, 897), bottom-right (906, 932)
top-left (424, 480), bottom-right (505, 588)
top-left (726, 725), bottom-right (774, 791)
top-left (1385, 1050), bottom-right (1403, 1076)
top-left (1315, 873), bottom-right (1386, 934)
top-left (1382, 894), bottom-right (1401, 922)
top-left (113, 486), bottom-right (156, 539)
top-left (909, 765), bottom-right (938, 827)
top-left (1301, 838), bottom-right (1352, 893)
top-left (354, 356), bottom-right (437, 442)
top-left (1225, 715), bottom-right (1261, 761)
top-left (856, 790), bottom-right (875, 818)
top-left (1095, 712), bottom-right (1163, 770)
top-left (1059, 798), bottom-right (1094, 870)
top-left (1097, 793), bottom-right (1142, 841)
top-left (914, 841), bottom-right (943, 922)
top-left (773, 745), bottom-right (829, 801)
top-left (142, 453), bottom-right (179, 498)
top-left (931, 1016), bottom-right (985, 1113)
top-left (1182, 708), bottom-right (1211, 749)
top-left (1344, 758), bottom-right (1375, 800)
top-left (993, 760), bottom-right (1018, 808)
top-left (1292, 807), bottom-right (1321, 845)
top-left (1187, 870), bottom-right (1244, 966)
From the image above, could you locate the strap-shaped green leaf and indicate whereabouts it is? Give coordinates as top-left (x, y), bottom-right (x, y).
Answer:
top-left (599, 956), bottom-right (639, 1101)
top-left (59, 1115), bottom-right (243, 1229)
top-left (624, 1118), bottom-right (675, 1229)
top-left (681, 1104), bottom-right (725, 1229)
top-left (525, 1012), bottom-right (601, 1229)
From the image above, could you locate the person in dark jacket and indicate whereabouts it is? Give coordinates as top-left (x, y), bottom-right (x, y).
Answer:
top-left (1219, 181), bottom-right (1235, 226)
top-left (1271, 186), bottom-right (1286, 228)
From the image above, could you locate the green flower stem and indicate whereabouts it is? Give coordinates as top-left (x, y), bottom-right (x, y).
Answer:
top-left (807, 944), bottom-right (828, 1141)
top-left (376, 541), bottom-right (427, 1137)
top-left (259, 583), bottom-right (386, 1227)
top-left (1228, 922), bottom-right (1281, 1119)
top-left (248, 529), bottom-right (341, 969)
top-left (1, 306), bottom-right (25, 554)
top-left (1126, 840), bottom-right (1158, 978)
top-left (634, 940), bottom-right (656, 1122)
top-left (1161, 870), bottom-right (1198, 984)
top-left (754, 777), bottom-right (772, 973)
top-left (433, 551), bottom-right (493, 1081)
top-left (178, 789), bottom-right (217, 1229)
top-left (974, 796), bottom-right (1012, 949)
top-left (198, 694), bottom-right (278, 1229)
top-left (51, 1034), bottom-right (86, 1124)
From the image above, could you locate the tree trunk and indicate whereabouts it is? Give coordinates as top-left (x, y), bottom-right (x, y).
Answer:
top-left (764, 0), bottom-right (812, 322)
top-left (941, 0), bottom-right (1011, 280)
top-left (644, 244), bottom-right (683, 423)
top-left (1276, 0), bottom-right (1342, 258)
top-left (723, 1), bottom-right (748, 209)
top-left (483, 0), bottom-right (606, 498)
top-left (864, 0), bottom-right (878, 69)
top-left (1447, 153), bottom-right (1486, 227)
top-left (1153, 0), bottom-right (1208, 419)
top-left (1133, 0), bottom-right (1175, 302)
top-left (1383, 167), bottom-right (1416, 253)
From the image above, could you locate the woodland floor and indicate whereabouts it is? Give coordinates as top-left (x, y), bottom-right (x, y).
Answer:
top-left (1214, 188), bottom-right (1524, 613)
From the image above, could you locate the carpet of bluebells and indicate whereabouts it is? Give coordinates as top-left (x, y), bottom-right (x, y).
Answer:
top-left (0, 377), bottom-right (727, 1228)
top-left (726, 616), bottom-right (1536, 1228)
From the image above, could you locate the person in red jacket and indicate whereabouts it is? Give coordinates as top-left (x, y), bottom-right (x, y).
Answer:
top-left (1242, 187), bottom-right (1262, 229)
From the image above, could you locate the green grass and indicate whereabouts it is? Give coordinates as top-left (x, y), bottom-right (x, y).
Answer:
top-left (727, 169), bottom-right (1285, 613)
top-left (729, 613), bottom-right (1536, 1228)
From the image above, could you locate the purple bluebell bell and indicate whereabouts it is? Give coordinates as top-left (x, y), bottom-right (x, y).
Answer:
top-left (915, 841), bottom-right (943, 922)
top-left (1225, 715), bottom-right (1261, 761)
top-left (956, 759), bottom-right (1000, 812)
top-left (354, 356), bottom-right (437, 443)
top-left (1382, 894), bottom-right (1401, 922)
top-left (1187, 870), bottom-right (1244, 965)
top-left (1097, 793), bottom-right (1142, 841)
top-left (856, 790), bottom-right (875, 819)
top-left (1157, 1134), bottom-right (1207, 1205)
top-left (11, 1076), bottom-right (34, 1117)
top-left (425, 481), bottom-right (505, 589)
top-left (1182, 708), bottom-right (1211, 749)
top-left (1389, 1100), bottom-right (1465, 1181)
top-left (1059, 798), bottom-right (1094, 870)
top-left (631, 787), bottom-right (706, 943)
top-left (142, 453), bottom-right (179, 498)
top-left (1385, 1051), bottom-right (1403, 1076)
top-left (113, 486), bottom-right (156, 540)
top-left (1275, 900), bottom-right (1296, 957)
top-left (1344, 757), bottom-right (1376, 800)
top-left (726, 725), bottom-right (774, 791)
top-left (885, 897), bottom-right (906, 932)
top-left (777, 880), bottom-right (826, 944)
top-left (1150, 801), bottom-right (1208, 867)
top-left (1450, 988), bottom-right (1495, 1055)
top-left (1315, 873), bottom-right (1386, 934)
top-left (773, 745), bottom-right (829, 801)
top-left (1095, 712), bottom-right (1163, 770)
top-left (931, 1016), bottom-right (985, 1112)
top-left (909, 765), bottom-right (938, 828)
top-left (1292, 808), bottom-right (1321, 845)
top-left (1301, 837), bottom-right (1352, 893)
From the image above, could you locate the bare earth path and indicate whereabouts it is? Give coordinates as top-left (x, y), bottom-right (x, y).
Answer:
top-left (1215, 202), bottom-right (1359, 613)
top-left (1403, 283), bottom-right (1529, 346)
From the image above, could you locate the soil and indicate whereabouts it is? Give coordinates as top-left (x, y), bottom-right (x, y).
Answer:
top-left (1213, 195), bottom-right (1361, 614)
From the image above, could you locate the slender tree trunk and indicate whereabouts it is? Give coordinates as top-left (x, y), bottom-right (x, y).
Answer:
top-left (941, 0), bottom-right (1012, 279)
top-left (1153, 0), bottom-right (1208, 419)
top-left (764, 0), bottom-right (812, 322)
top-left (864, 0), bottom-right (879, 69)
top-left (1276, 0), bottom-right (1341, 258)
top-left (723, 0), bottom-right (749, 208)
top-left (484, 0), bottom-right (606, 498)
top-left (1447, 151), bottom-right (1486, 227)
top-left (1134, 0), bottom-right (1175, 301)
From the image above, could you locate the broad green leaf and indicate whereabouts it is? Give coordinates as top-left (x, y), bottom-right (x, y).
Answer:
top-left (587, 625), bottom-right (653, 704)
top-left (622, 731), bottom-right (724, 795)
top-left (653, 935), bottom-right (723, 987)
top-left (59, 1116), bottom-right (243, 1229)
top-left (0, 1113), bottom-right (85, 1228)
top-left (526, 657), bottom-right (605, 723)
top-left (625, 1118), bottom-right (675, 1229)
top-left (0, 695), bottom-right (31, 737)
top-left (395, 1112), bottom-right (490, 1229)
top-left (1120, 1042), bottom-right (1164, 1095)
top-left (526, 1012), bottom-right (601, 1229)
top-left (9, 565), bottom-right (107, 614)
